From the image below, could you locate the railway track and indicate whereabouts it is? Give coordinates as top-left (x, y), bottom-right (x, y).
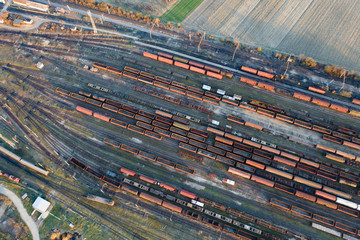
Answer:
top-left (5, 64), bottom-right (360, 230)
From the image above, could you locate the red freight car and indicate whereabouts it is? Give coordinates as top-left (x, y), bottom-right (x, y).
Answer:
top-left (308, 86), bottom-right (326, 94)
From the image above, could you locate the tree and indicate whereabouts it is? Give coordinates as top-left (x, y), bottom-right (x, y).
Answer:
top-left (149, 18), bottom-right (160, 38)
top-left (302, 57), bottom-right (317, 68)
top-left (232, 38), bottom-right (240, 61)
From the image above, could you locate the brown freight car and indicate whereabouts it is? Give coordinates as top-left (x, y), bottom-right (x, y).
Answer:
top-left (162, 201), bottom-right (182, 213)
top-left (139, 192), bottom-right (163, 205)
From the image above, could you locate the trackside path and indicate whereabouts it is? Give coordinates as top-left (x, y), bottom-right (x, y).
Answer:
top-left (0, 184), bottom-right (40, 240)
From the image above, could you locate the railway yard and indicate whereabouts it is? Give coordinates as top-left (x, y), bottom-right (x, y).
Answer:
top-left (0, 4), bottom-right (360, 240)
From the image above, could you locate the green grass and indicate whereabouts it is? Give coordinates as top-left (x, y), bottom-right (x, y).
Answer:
top-left (161, 0), bottom-right (203, 23)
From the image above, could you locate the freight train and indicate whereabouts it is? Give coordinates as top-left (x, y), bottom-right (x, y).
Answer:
top-left (0, 146), bottom-right (49, 176)
top-left (229, 166), bottom-right (360, 214)
top-left (95, 62), bottom-right (360, 153)
top-left (103, 138), bottom-right (195, 175)
top-left (69, 157), bottom-right (289, 240)
top-left (143, 52), bottom-right (226, 80)
top-left (92, 61), bottom-right (360, 151)
top-left (232, 99), bottom-right (360, 153)
top-left (57, 87), bottom-right (359, 195)
top-left (270, 198), bottom-right (360, 237)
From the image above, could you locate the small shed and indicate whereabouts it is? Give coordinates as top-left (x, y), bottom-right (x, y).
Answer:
top-left (13, 19), bottom-right (23, 27)
top-left (32, 197), bottom-right (50, 213)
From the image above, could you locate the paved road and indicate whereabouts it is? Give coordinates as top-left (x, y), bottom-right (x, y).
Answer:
top-left (0, 0), bottom-right (12, 16)
top-left (0, 184), bottom-right (40, 240)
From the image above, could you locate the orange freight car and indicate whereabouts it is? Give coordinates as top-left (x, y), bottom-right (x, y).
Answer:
top-left (257, 82), bottom-right (274, 91)
top-left (162, 201), bottom-right (182, 213)
top-left (273, 156), bottom-right (296, 167)
top-left (280, 152), bottom-right (300, 161)
top-left (242, 139), bottom-right (261, 148)
top-left (76, 106), bottom-right (93, 116)
top-left (295, 191), bottom-right (316, 202)
top-left (329, 103), bottom-right (348, 113)
top-left (143, 52), bottom-right (158, 60)
top-left (315, 190), bottom-right (336, 201)
top-left (246, 159), bottom-right (265, 170)
top-left (120, 167), bottom-right (136, 176)
top-left (326, 153), bottom-right (345, 163)
top-left (308, 86), bottom-right (326, 94)
top-left (343, 141), bottom-right (360, 150)
top-left (312, 98), bottom-right (330, 107)
top-left (244, 121), bottom-right (263, 131)
top-left (299, 158), bottom-right (320, 168)
top-left (174, 61), bottom-right (190, 70)
top-left (158, 56), bottom-right (173, 65)
top-left (224, 133), bottom-right (243, 143)
top-left (251, 175), bottom-right (274, 187)
top-left (261, 145), bottom-right (280, 155)
top-left (293, 176), bottom-right (322, 189)
top-left (179, 190), bottom-right (196, 199)
top-left (240, 77), bottom-right (257, 86)
top-left (241, 66), bottom-right (257, 74)
top-left (316, 198), bottom-right (337, 209)
top-left (93, 112), bottom-right (110, 122)
top-left (228, 167), bottom-right (251, 179)
top-left (265, 167), bottom-right (293, 179)
top-left (257, 71), bottom-right (274, 79)
top-left (190, 66), bottom-right (206, 75)
top-left (293, 92), bottom-right (311, 101)
top-left (352, 98), bottom-right (360, 105)
top-left (207, 127), bottom-right (224, 136)
top-left (206, 71), bottom-right (223, 79)
top-left (215, 136), bottom-right (233, 146)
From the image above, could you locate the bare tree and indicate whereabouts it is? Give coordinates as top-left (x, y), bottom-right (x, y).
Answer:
top-left (197, 32), bottom-right (205, 52)
top-left (150, 18), bottom-right (160, 39)
top-left (232, 38), bottom-right (240, 61)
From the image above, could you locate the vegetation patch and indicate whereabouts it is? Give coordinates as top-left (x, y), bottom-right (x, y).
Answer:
top-left (161, 0), bottom-right (203, 23)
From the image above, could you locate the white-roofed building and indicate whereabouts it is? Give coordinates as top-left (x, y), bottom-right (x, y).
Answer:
top-left (32, 197), bottom-right (50, 213)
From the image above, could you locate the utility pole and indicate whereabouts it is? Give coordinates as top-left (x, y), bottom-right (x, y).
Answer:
top-left (87, 10), bottom-right (98, 34)
top-left (197, 32), bottom-right (205, 52)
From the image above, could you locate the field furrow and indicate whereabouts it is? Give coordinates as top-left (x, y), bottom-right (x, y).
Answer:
top-left (183, 0), bottom-right (360, 71)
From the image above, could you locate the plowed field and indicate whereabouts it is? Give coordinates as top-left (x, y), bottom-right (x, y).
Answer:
top-left (183, 0), bottom-right (360, 72)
